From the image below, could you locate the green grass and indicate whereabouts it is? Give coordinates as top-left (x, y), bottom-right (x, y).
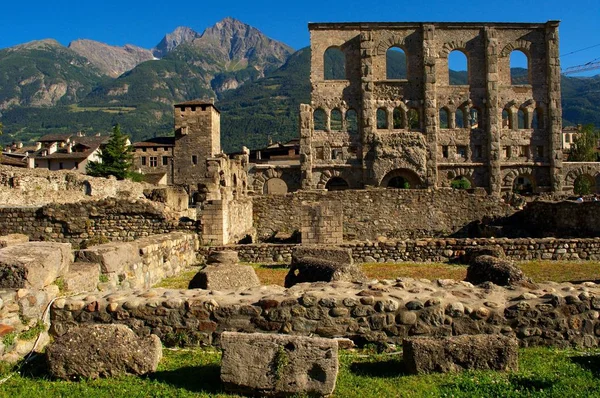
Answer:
top-left (155, 260), bottom-right (600, 289)
top-left (2, 347), bottom-right (600, 397)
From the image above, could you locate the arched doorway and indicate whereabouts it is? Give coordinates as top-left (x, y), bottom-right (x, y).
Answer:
top-left (381, 169), bottom-right (422, 189)
top-left (512, 175), bottom-right (534, 195)
top-left (325, 177), bottom-right (349, 191)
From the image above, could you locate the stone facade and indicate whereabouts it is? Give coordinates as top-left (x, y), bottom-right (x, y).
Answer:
top-left (252, 188), bottom-right (515, 241)
top-left (50, 279), bottom-right (600, 349)
top-left (299, 22), bottom-right (566, 195)
top-left (301, 201), bottom-right (343, 244)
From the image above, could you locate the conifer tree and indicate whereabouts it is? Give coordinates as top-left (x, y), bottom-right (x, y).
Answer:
top-left (86, 124), bottom-right (133, 180)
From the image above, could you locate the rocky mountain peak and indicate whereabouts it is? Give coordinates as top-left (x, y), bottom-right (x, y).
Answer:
top-left (68, 39), bottom-right (154, 78)
top-left (152, 26), bottom-right (201, 58)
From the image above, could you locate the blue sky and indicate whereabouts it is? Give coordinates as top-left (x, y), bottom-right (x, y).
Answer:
top-left (1, 0), bottom-right (599, 75)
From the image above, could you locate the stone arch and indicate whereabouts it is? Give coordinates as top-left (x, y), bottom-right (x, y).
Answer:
top-left (564, 165), bottom-right (600, 188)
top-left (500, 40), bottom-right (532, 58)
top-left (253, 167), bottom-right (284, 193)
top-left (439, 40), bottom-right (469, 57)
top-left (380, 168), bottom-right (423, 189)
top-left (503, 167), bottom-right (536, 193)
top-left (317, 169), bottom-right (348, 190)
top-left (446, 168), bottom-right (475, 184)
top-left (375, 35), bottom-right (407, 56)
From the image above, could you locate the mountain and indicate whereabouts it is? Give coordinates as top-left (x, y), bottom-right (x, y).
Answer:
top-left (0, 39), bottom-right (107, 109)
top-left (0, 20), bottom-right (599, 154)
top-left (68, 39), bottom-right (154, 78)
top-left (152, 26), bottom-right (201, 58)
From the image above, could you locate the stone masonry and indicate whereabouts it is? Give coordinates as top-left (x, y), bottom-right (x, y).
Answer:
top-left (300, 22), bottom-right (565, 195)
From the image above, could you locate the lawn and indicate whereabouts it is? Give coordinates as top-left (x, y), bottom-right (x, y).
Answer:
top-left (2, 347), bottom-right (600, 397)
top-left (155, 260), bottom-right (600, 289)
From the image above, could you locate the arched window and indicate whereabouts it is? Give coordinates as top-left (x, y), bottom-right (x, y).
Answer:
top-left (448, 50), bottom-right (468, 85)
top-left (377, 108), bottom-right (388, 129)
top-left (502, 109), bottom-right (511, 129)
top-left (517, 109), bottom-right (526, 129)
top-left (393, 108), bottom-right (404, 129)
top-left (346, 109), bottom-right (358, 133)
top-left (455, 109), bottom-right (465, 128)
top-left (314, 108), bottom-right (326, 131)
top-left (439, 108), bottom-right (449, 129)
top-left (263, 178), bottom-right (288, 195)
top-left (386, 46), bottom-right (407, 79)
top-left (330, 109), bottom-right (343, 131)
top-left (510, 50), bottom-right (529, 85)
top-left (407, 108), bottom-right (420, 130)
top-left (324, 47), bottom-right (346, 80)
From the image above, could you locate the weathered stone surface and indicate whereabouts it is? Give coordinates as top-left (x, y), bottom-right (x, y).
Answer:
top-left (64, 262), bottom-right (100, 292)
top-left (466, 255), bottom-right (526, 286)
top-left (0, 234), bottom-right (29, 248)
top-left (76, 242), bottom-right (140, 274)
top-left (221, 332), bottom-right (338, 397)
top-left (403, 335), bottom-right (519, 374)
top-left (46, 324), bottom-right (162, 380)
top-left (189, 264), bottom-right (260, 290)
top-left (461, 246), bottom-right (506, 264)
top-left (207, 250), bottom-right (239, 265)
top-left (0, 242), bottom-right (71, 289)
top-left (285, 246), bottom-right (366, 287)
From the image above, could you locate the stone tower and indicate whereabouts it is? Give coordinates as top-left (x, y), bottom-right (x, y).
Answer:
top-left (172, 99), bottom-right (221, 191)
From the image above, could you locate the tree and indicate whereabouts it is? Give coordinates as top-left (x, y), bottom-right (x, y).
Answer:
top-left (86, 124), bottom-right (134, 180)
top-left (568, 124), bottom-right (599, 162)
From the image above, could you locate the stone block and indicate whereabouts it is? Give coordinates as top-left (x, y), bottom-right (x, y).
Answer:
top-left (466, 255), bottom-right (526, 286)
top-left (64, 262), bottom-right (100, 292)
top-left (0, 234), bottom-right (29, 248)
top-left (207, 250), bottom-right (239, 265)
top-left (221, 332), bottom-right (338, 397)
top-left (285, 246), bottom-right (365, 288)
top-left (46, 324), bottom-right (162, 380)
top-left (461, 245), bottom-right (506, 264)
top-left (76, 242), bottom-right (140, 274)
top-left (0, 242), bottom-right (72, 289)
top-left (403, 335), bottom-right (519, 374)
top-left (189, 264), bottom-right (260, 290)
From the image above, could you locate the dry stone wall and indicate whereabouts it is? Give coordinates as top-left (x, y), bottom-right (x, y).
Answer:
top-left (0, 199), bottom-right (199, 244)
top-left (50, 279), bottom-right (600, 349)
top-left (253, 188), bottom-right (515, 241)
top-left (202, 237), bottom-right (600, 264)
top-left (0, 165), bottom-right (150, 206)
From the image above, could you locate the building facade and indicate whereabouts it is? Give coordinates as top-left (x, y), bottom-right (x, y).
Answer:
top-left (299, 22), bottom-right (563, 195)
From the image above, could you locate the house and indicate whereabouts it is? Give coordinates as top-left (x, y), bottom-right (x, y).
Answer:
top-left (29, 133), bottom-right (108, 172)
top-left (132, 136), bottom-right (174, 185)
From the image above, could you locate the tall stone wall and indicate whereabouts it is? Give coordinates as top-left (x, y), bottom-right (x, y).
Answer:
top-left (252, 188), bottom-right (515, 241)
top-left (50, 279), bottom-right (600, 349)
top-left (0, 199), bottom-right (199, 244)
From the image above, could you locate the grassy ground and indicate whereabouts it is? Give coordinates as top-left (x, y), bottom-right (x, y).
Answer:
top-left (2, 347), bottom-right (600, 397)
top-left (155, 260), bottom-right (600, 289)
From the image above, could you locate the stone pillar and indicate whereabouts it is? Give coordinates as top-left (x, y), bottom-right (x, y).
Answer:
top-left (299, 104), bottom-right (314, 189)
top-left (360, 31), bottom-right (376, 186)
top-left (485, 27), bottom-right (501, 196)
top-left (301, 201), bottom-right (343, 245)
top-left (546, 21), bottom-right (563, 193)
top-left (422, 24), bottom-right (438, 188)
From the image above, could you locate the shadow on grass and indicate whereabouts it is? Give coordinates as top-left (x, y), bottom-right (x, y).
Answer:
top-left (349, 358), bottom-right (408, 378)
top-left (257, 263), bottom-right (289, 270)
top-left (571, 354), bottom-right (600, 377)
top-left (16, 354), bottom-right (51, 380)
top-left (149, 364), bottom-right (224, 394)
